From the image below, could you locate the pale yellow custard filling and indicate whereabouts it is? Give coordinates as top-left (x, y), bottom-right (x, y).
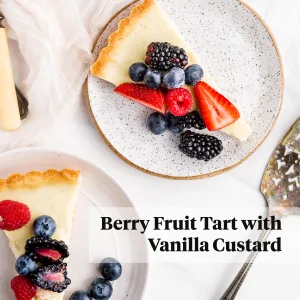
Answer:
top-left (0, 169), bottom-right (80, 300)
top-left (91, 0), bottom-right (251, 141)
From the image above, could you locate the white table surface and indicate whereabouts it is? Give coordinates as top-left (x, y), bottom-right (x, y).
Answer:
top-left (8, 0), bottom-right (300, 299)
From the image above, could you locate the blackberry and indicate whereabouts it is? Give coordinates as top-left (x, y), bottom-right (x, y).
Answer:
top-left (25, 237), bottom-right (69, 265)
top-left (30, 263), bottom-right (71, 293)
top-left (179, 130), bottom-right (223, 161)
top-left (177, 111), bottom-right (206, 131)
top-left (145, 42), bottom-right (189, 71)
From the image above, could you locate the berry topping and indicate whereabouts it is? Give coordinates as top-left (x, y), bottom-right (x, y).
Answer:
top-left (145, 42), bottom-right (188, 71)
top-left (0, 200), bottom-right (30, 231)
top-left (179, 130), bottom-right (223, 161)
top-left (167, 111), bottom-right (206, 134)
top-left (194, 81), bottom-right (240, 131)
top-left (166, 113), bottom-right (184, 134)
top-left (147, 112), bottom-right (168, 135)
top-left (144, 69), bottom-right (163, 89)
top-left (15, 254), bottom-right (38, 276)
top-left (114, 83), bottom-right (166, 114)
top-left (177, 111), bottom-right (206, 131)
top-left (166, 88), bottom-right (193, 116)
top-left (99, 257), bottom-right (122, 281)
top-left (185, 64), bottom-right (204, 86)
top-left (11, 275), bottom-right (37, 300)
top-left (163, 67), bottom-right (185, 89)
top-left (90, 278), bottom-right (113, 300)
top-left (30, 263), bottom-right (71, 293)
top-left (129, 62), bottom-right (148, 82)
top-left (70, 290), bottom-right (93, 300)
top-left (33, 215), bottom-right (56, 238)
top-left (35, 249), bottom-right (62, 260)
top-left (25, 237), bottom-right (69, 264)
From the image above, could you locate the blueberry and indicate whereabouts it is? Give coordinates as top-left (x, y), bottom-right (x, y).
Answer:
top-left (144, 69), bottom-right (163, 89)
top-left (90, 278), bottom-right (113, 300)
top-left (185, 64), bottom-right (204, 86)
top-left (129, 62), bottom-right (148, 82)
top-left (33, 215), bottom-right (56, 238)
top-left (15, 254), bottom-right (37, 276)
top-left (70, 291), bottom-right (93, 300)
top-left (99, 257), bottom-right (122, 281)
top-left (167, 113), bottom-right (184, 134)
top-left (147, 112), bottom-right (168, 135)
top-left (163, 67), bottom-right (185, 89)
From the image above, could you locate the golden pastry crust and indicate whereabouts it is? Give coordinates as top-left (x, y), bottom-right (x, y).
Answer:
top-left (90, 0), bottom-right (155, 78)
top-left (0, 169), bottom-right (80, 190)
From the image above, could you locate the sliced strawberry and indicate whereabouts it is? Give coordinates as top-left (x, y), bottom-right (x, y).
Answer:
top-left (194, 81), bottom-right (240, 131)
top-left (35, 249), bottom-right (62, 261)
top-left (114, 83), bottom-right (166, 114)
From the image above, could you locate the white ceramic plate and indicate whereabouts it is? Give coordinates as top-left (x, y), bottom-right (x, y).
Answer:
top-left (0, 148), bottom-right (148, 300)
top-left (87, 0), bottom-right (283, 179)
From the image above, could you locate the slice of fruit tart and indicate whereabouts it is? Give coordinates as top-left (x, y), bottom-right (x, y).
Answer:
top-left (91, 0), bottom-right (252, 142)
top-left (0, 169), bottom-right (81, 300)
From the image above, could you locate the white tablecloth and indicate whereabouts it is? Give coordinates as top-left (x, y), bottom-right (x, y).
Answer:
top-left (4, 0), bottom-right (300, 299)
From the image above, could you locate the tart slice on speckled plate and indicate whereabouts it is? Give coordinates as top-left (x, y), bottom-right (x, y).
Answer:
top-left (0, 169), bottom-right (81, 300)
top-left (90, 0), bottom-right (251, 141)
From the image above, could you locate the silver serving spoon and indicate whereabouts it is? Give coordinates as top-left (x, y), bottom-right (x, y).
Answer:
top-left (221, 117), bottom-right (300, 299)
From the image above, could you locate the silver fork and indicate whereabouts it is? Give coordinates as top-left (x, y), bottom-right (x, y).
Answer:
top-left (15, 85), bottom-right (29, 120)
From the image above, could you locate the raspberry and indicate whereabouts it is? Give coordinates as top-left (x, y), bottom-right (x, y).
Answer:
top-left (0, 200), bottom-right (31, 231)
top-left (11, 275), bottom-right (37, 300)
top-left (166, 88), bottom-right (193, 116)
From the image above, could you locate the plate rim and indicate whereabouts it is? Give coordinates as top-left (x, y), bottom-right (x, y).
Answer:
top-left (0, 146), bottom-right (150, 300)
top-left (86, 0), bottom-right (285, 180)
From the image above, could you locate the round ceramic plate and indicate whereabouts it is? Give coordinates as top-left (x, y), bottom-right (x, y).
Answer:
top-left (0, 148), bottom-right (148, 300)
top-left (87, 0), bottom-right (283, 179)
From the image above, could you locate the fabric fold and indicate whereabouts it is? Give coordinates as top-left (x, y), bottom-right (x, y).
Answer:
top-left (0, 0), bottom-right (131, 151)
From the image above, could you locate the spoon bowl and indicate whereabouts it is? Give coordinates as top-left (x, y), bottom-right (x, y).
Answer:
top-left (221, 117), bottom-right (300, 300)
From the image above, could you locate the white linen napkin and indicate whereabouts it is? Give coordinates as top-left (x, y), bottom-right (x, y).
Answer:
top-left (0, 0), bottom-right (131, 152)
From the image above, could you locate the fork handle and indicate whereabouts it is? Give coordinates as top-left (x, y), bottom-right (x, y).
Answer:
top-left (0, 27), bottom-right (21, 131)
top-left (220, 229), bottom-right (272, 300)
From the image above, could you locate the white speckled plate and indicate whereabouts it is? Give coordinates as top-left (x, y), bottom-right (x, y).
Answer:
top-left (87, 0), bottom-right (283, 179)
